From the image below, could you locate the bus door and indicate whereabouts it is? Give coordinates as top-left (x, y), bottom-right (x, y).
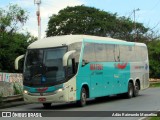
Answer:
top-left (113, 45), bottom-right (122, 94)
top-left (90, 63), bottom-right (103, 97)
top-left (81, 42), bottom-right (104, 98)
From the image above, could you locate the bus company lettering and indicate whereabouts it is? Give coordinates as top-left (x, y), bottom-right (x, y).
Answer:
top-left (90, 64), bottom-right (103, 70)
top-left (135, 66), bottom-right (144, 69)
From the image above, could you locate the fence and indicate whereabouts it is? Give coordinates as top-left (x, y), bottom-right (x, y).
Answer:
top-left (0, 73), bottom-right (23, 97)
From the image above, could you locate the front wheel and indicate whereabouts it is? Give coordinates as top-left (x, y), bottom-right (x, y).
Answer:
top-left (133, 82), bottom-right (139, 97)
top-left (77, 87), bottom-right (87, 107)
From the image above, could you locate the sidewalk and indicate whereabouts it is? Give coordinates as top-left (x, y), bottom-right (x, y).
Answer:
top-left (0, 95), bottom-right (27, 109)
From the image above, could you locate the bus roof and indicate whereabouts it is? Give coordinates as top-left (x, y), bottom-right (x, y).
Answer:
top-left (28, 35), bottom-right (146, 49)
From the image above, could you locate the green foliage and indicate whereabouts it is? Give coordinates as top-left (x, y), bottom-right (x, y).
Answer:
top-left (149, 117), bottom-right (160, 120)
top-left (147, 40), bottom-right (160, 78)
top-left (150, 83), bottom-right (160, 88)
top-left (0, 31), bottom-right (36, 72)
top-left (13, 83), bottom-right (22, 95)
top-left (0, 4), bottom-right (28, 33)
top-left (0, 4), bottom-right (37, 72)
top-left (46, 5), bottom-right (148, 41)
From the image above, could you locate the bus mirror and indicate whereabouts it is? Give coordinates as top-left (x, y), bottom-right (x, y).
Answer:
top-left (63, 50), bottom-right (76, 66)
top-left (15, 54), bottom-right (25, 70)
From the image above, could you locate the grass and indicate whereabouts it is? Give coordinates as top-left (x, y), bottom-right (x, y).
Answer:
top-left (149, 117), bottom-right (160, 120)
top-left (149, 82), bottom-right (160, 88)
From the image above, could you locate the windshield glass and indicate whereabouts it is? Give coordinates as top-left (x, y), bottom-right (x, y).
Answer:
top-left (23, 47), bottom-right (67, 87)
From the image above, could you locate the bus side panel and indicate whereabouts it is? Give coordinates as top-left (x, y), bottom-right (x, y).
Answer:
top-left (130, 45), bottom-right (149, 89)
top-left (130, 62), bottom-right (149, 90)
top-left (114, 62), bottom-right (131, 94)
top-left (75, 39), bottom-right (133, 100)
top-left (76, 61), bottom-right (131, 100)
top-left (64, 76), bottom-right (77, 102)
top-left (76, 76), bottom-right (90, 100)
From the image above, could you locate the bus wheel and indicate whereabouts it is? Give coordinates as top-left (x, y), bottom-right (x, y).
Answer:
top-left (126, 82), bottom-right (134, 98)
top-left (133, 81), bottom-right (139, 97)
top-left (43, 103), bottom-right (51, 108)
top-left (77, 87), bottom-right (87, 107)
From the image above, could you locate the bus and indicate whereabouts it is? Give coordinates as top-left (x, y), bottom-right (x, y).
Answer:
top-left (15, 35), bottom-right (149, 108)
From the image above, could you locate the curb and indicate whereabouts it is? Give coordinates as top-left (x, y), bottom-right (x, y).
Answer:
top-left (2, 95), bottom-right (23, 102)
top-left (0, 95), bottom-right (28, 109)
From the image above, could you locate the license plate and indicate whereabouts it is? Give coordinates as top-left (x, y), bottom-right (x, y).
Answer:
top-left (38, 98), bottom-right (46, 102)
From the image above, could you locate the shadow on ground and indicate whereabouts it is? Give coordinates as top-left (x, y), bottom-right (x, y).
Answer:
top-left (30, 94), bottom-right (146, 110)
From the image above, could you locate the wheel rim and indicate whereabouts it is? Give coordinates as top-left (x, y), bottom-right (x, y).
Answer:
top-left (81, 89), bottom-right (86, 105)
top-left (134, 83), bottom-right (139, 95)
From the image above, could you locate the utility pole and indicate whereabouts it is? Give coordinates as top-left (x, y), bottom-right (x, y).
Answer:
top-left (133, 8), bottom-right (140, 42)
top-left (34, 0), bottom-right (41, 40)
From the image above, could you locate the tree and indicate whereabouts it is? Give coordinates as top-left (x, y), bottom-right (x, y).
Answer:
top-left (0, 4), bottom-right (36, 72)
top-left (46, 5), bottom-right (148, 41)
top-left (147, 40), bottom-right (160, 78)
top-left (0, 4), bottom-right (28, 35)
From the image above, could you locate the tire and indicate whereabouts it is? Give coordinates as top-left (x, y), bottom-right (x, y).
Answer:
top-left (126, 82), bottom-right (134, 98)
top-left (77, 87), bottom-right (87, 107)
top-left (133, 81), bottom-right (139, 97)
top-left (43, 103), bottom-right (51, 108)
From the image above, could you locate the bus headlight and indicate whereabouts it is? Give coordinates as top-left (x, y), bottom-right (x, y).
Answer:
top-left (24, 90), bottom-right (28, 94)
top-left (57, 85), bottom-right (69, 92)
top-left (58, 88), bottom-right (63, 92)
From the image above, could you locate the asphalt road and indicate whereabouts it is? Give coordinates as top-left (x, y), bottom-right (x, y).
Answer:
top-left (1, 87), bottom-right (160, 120)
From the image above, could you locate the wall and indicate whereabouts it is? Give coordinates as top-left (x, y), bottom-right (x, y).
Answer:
top-left (0, 73), bottom-right (23, 97)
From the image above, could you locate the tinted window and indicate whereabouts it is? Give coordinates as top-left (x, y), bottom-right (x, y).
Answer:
top-left (83, 43), bottom-right (96, 62)
top-left (120, 45), bottom-right (135, 62)
top-left (23, 47), bottom-right (67, 87)
top-left (135, 46), bottom-right (142, 61)
top-left (25, 50), bottom-right (43, 66)
top-left (68, 42), bottom-right (82, 63)
top-left (114, 45), bottom-right (120, 62)
top-left (105, 44), bottom-right (115, 62)
top-left (95, 43), bottom-right (107, 62)
top-left (141, 46), bottom-right (148, 61)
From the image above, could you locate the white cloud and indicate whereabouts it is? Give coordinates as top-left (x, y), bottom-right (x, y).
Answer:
top-left (0, 0), bottom-right (84, 38)
top-left (24, 0), bottom-right (85, 38)
top-left (15, 0), bottom-right (34, 8)
top-left (41, 0), bottom-right (84, 18)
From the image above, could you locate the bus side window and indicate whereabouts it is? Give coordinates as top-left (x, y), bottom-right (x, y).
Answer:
top-left (120, 45), bottom-right (135, 62)
top-left (67, 58), bottom-right (73, 76)
top-left (135, 46), bottom-right (142, 61)
top-left (68, 42), bottom-right (82, 72)
top-left (83, 43), bottom-right (96, 63)
top-left (105, 44), bottom-right (115, 62)
top-left (141, 47), bottom-right (148, 61)
top-left (119, 45), bottom-right (127, 62)
top-left (127, 46), bottom-right (135, 62)
top-left (94, 43), bottom-right (107, 62)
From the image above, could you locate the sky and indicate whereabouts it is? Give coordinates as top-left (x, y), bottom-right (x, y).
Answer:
top-left (0, 0), bottom-right (160, 38)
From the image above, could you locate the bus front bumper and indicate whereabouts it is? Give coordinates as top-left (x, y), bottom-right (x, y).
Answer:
top-left (23, 90), bottom-right (68, 103)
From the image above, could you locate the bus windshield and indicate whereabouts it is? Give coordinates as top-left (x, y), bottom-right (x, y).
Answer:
top-left (23, 47), bottom-right (67, 87)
